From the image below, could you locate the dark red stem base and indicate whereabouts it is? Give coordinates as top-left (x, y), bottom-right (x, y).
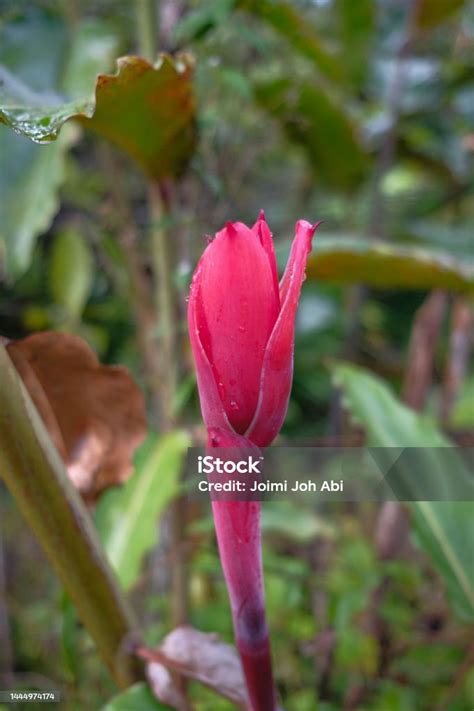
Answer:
top-left (239, 635), bottom-right (277, 711)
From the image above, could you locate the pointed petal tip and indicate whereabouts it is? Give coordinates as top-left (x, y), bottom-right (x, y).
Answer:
top-left (225, 221), bottom-right (238, 237)
top-left (295, 219), bottom-right (322, 250)
top-left (296, 218), bottom-right (322, 234)
top-left (258, 209), bottom-right (266, 221)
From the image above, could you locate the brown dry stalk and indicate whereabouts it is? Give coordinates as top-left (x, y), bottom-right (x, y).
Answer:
top-left (402, 289), bottom-right (448, 410)
top-left (440, 297), bottom-right (473, 424)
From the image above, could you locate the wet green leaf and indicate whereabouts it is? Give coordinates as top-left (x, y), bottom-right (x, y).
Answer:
top-left (0, 15), bottom-right (118, 276)
top-left (333, 363), bottom-right (474, 621)
top-left (0, 54), bottom-right (196, 179)
top-left (307, 237), bottom-right (474, 293)
top-left (95, 431), bottom-right (190, 590)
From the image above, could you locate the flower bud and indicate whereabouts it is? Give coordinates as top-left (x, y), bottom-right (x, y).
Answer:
top-left (188, 212), bottom-right (320, 446)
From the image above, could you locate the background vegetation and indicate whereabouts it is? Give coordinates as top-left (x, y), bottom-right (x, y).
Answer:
top-left (0, 0), bottom-right (473, 709)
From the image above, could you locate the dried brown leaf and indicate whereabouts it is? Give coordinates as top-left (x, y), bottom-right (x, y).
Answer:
top-left (6, 331), bottom-right (147, 502)
top-left (146, 662), bottom-right (189, 711)
top-left (138, 626), bottom-right (250, 709)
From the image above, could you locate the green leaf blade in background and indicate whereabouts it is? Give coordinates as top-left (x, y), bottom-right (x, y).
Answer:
top-left (0, 125), bottom-right (78, 276)
top-left (102, 682), bottom-right (172, 711)
top-left (0, 14), bottom-right (118, 277)
top-left (237, 0), bottom-right (345, 83)
top-left (50, 225), bottom-right (93, 319)
top-left (95, 430), bottom-right (190, 590)
top-left (255, 79), bottom-right (367, 190)
top-left (333, 363), bottom-right (474, 621)
top-left (307, 238), bottom-right (474, 293)
top-left (335, 0), bottom-right (375, 87)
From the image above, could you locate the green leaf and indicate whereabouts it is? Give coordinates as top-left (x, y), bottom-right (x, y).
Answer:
top-left (61, 19), bottom-right (119, 100)
top-left (307, 237), bottom-right (474, 293)
top-left (237, 0), bottom-right (345, 82)
top-left (255, 79), bottom-right (367, 190)
top-left (80, 55), bottom-right (196, 180)
top-left (173, 0), bottom-right (236, 43)
top-left (412, 500), bottom-right (474, 621)
top-left (0, 347), bottom-right (140, 686)
top-left (261, 501), bottom-right (335, 543)
top-left (333, 363), bottom-right (474, 621)
top-left (0, 124), bottom-right (78, 275)
top-left (335, 0), bottom-right (375, 86)
top-left (61, 592), bottom-right (80, 681)
top-left (415, 0), bottom-right (465, 30)
top-left (450, 377), bottom-right (474, 428)
top-left (102, 683), bottom-right (171, 711)
top-left (95, 431), bottom-right (190, 590)
top-left (0, 14), bottom-right (118, 277)
top-left (0, 54), bottom-right (196, 180)
top-left (50, 226), bottom-right (93, 318)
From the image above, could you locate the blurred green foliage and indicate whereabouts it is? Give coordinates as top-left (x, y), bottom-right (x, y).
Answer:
top-left (0, 0), bottom-right (473, 709)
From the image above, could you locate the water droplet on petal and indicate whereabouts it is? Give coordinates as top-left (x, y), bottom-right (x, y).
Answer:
top-left (229, 400), bottom-right (239, 411)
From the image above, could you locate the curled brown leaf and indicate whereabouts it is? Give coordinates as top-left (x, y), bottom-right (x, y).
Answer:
top-left (5, 331), bottom-right (147, 503)
top-left (137, 626), bottom-right (250, 709)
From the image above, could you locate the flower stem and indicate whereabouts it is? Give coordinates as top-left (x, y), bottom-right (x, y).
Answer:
top-left (134, 0), bottom-right (158, 62)
top-left (211, 500), bottom-right (277, 710)
top-left (148, 179), bottom-right (179, 426)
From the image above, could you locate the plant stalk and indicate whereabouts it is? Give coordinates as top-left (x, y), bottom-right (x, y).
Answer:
top-left (212, 499), bottom-right (276, 711)
top-left (149, 179), bottom-right (179, 427)
top-left (0, 347), bottom-right (142, 689)
top-left (135, 0), bottom-right (159, 62)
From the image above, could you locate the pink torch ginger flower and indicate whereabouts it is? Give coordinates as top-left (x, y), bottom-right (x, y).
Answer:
top-left (189, 212), bottom-right (320, 445)
top-left (188, 212), bottom-right (320, 710)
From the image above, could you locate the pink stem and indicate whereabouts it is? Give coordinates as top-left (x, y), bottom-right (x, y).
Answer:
top-left (211, 499), bottom-right (277, 711)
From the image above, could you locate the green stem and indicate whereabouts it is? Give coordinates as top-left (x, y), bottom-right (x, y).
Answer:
top-left (136, 0), bottom-right (188, 669)
top-left (135, 0), bottom-right (159, 62)
top-left (149, 179), bottom-right (179, 427)
top-left (149, 176), bottom-right (189, 700)
top-left (0, 348), bottom-right (142, 689)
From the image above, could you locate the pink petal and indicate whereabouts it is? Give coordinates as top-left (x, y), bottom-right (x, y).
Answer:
top-left (252, 211), bottom-right (279, 308)
top-left (187, 262), bottom-right (232, 431)
top-left (196, 222), bottom-right (279, 434)
top-left (245, 220), bottom-right (321, 446)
